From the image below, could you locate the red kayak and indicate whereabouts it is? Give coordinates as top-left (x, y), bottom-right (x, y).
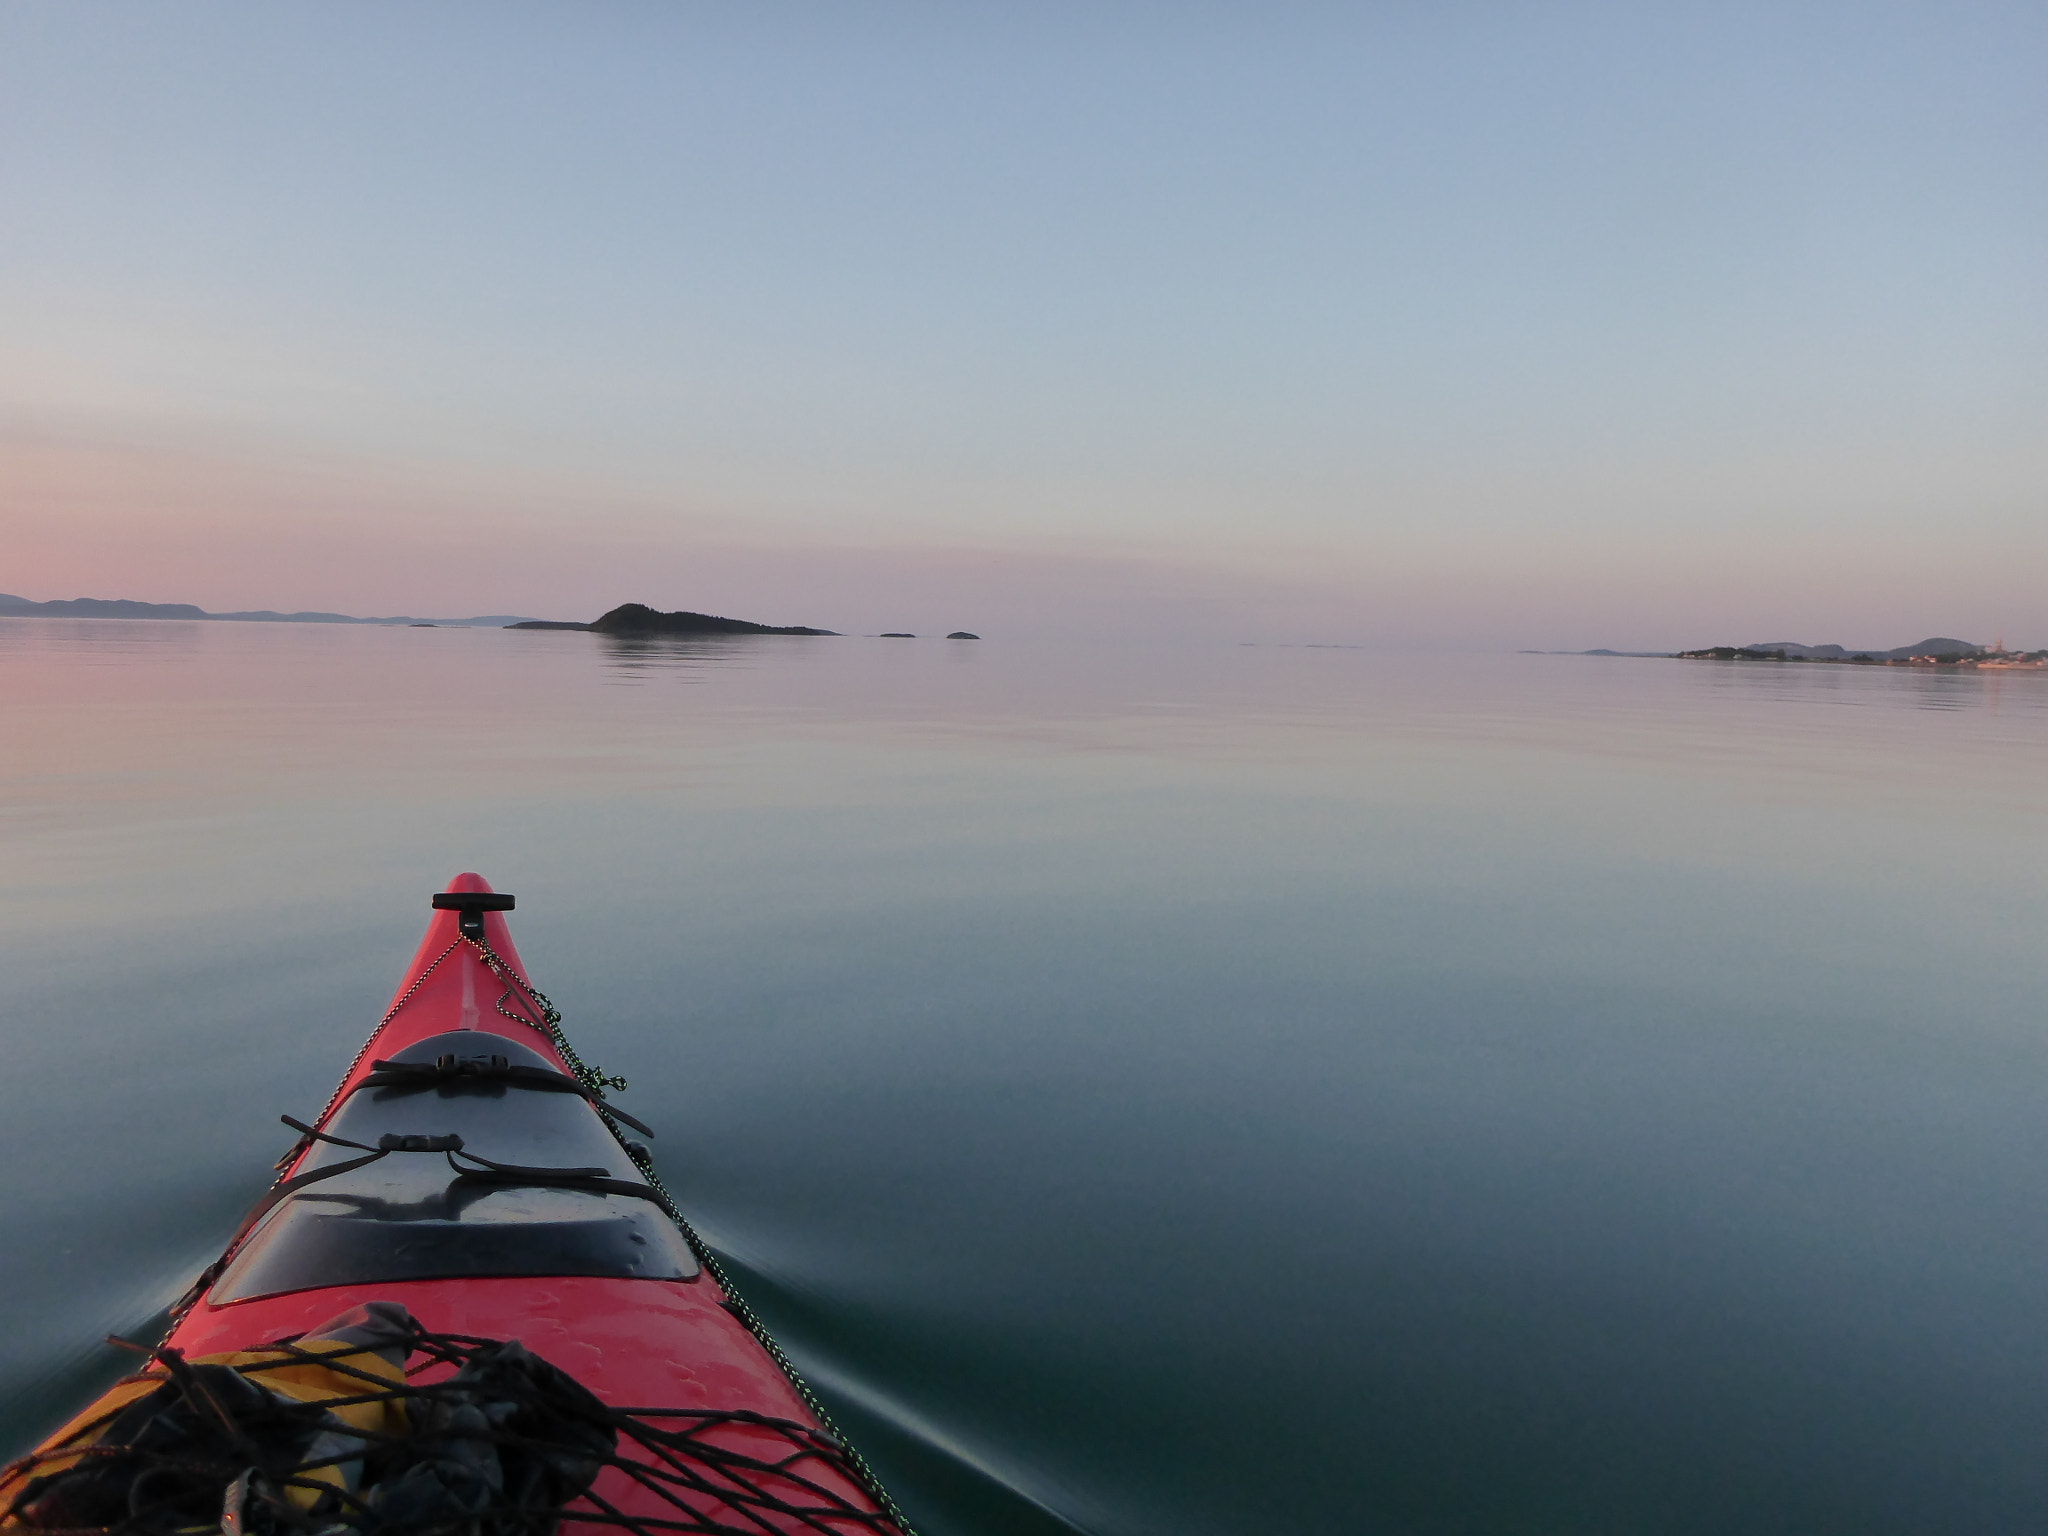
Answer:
top-left (4, 875), bottom-right (909, 1536)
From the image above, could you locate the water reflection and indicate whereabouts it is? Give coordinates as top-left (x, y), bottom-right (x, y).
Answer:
top-left (5, 622), bottom-right (2048, 1534)
top-left (1677, 652), bottom-right (2048, 716)
top-left (591, 631), bottom-right (771, 683)
top-left (0, 615), bottom-right (213, 663)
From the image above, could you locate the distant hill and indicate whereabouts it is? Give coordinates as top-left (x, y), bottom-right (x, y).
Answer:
top-left (1749, 638), bottom-right (1978, 660)
top-left (1672, 637), bottom-right (1997, 663)
top-left (1, 594), bottom-right (209, 620)
top-left (0, 593), bottom-right (542, 626)
top-left (517, 603), bottom-right (836, 636)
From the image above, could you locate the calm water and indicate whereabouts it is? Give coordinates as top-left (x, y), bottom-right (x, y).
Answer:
top-left (5, 619), bottom-right (2048, 1535)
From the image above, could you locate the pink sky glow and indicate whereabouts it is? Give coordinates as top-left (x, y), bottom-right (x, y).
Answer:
top-left (2, 5), bottom-right (2042, 650)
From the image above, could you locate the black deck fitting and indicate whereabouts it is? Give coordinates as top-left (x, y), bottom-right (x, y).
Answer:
top-left (432, 891), bottom-right (515, 939)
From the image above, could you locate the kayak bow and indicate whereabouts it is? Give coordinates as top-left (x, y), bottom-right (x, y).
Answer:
top-left (5, 875), bottom-right (908, 1536)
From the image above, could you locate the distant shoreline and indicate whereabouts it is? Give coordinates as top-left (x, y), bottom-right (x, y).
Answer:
top-left (0, 593), bottom-right (539, 627)
top-left (1673, 643), bottom-right (2046, 669)
top-left (1526, 640), bottom-right (2046, 669)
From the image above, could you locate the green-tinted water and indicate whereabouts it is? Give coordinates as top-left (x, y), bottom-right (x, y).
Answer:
top-left (5, 620), bottom-right (2047, 1534)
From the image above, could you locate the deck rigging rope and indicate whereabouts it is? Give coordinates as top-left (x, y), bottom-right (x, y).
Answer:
top-left (463, 938), bottom-right (918, 1536)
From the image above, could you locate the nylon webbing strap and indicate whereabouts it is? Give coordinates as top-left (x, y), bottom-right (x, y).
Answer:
top-left (351, 1055), bottom-right (655, 1138)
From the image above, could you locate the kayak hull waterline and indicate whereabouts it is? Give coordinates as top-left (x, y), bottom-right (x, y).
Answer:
top-left (128, 874), bottom-right (905, 1535)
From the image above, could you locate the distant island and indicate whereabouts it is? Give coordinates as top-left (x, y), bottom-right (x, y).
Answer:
top-left (0, 592), bottom-right (539, 627)
top-left (1541, 638), bottom-right (2046, 668)
top-left (510, 603), bottom-right (837, 636)
top-left (1676, 638), bottom-right (2047, 669)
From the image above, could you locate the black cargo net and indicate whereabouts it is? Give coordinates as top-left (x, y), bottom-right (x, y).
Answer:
top-left (1, 1324), bottom-right (901, 1536)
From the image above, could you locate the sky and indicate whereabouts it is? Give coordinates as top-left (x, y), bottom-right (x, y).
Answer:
top-left (2, 1), bottom-right (2043, 647)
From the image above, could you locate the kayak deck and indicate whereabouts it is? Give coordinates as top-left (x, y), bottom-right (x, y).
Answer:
top-left (149, 873), bottom-right (905, 1534)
